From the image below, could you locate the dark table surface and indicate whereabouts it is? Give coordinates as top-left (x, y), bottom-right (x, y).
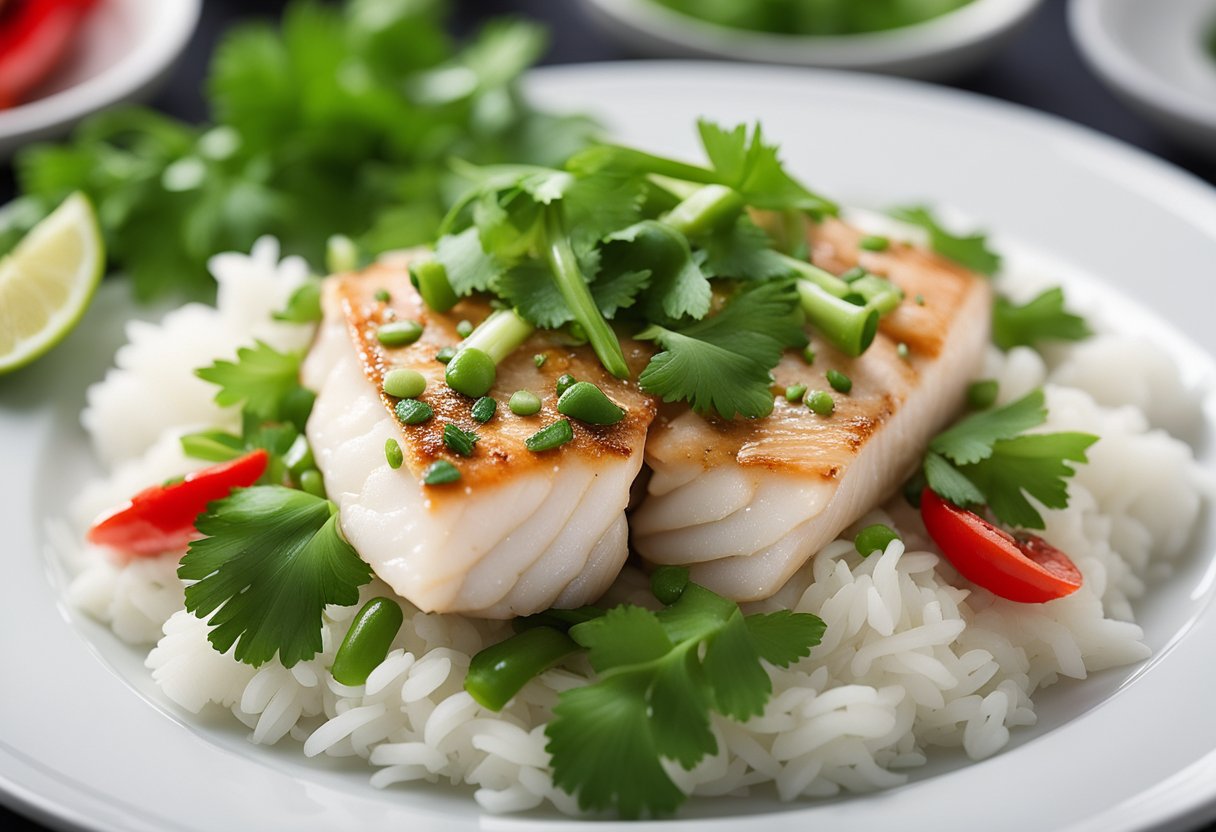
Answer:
top-left (3, 1), bottom-right (1214, 830)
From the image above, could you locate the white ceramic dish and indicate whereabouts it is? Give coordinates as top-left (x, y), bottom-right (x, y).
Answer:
top-left (0, 0), bottom-right (202, 157)
top-left (1070, 0), bottom-right (1216, 157)
top-left (2, 61), bottom-right (1216, 832)
top-left (578, 0), bottom-right (1044, 79)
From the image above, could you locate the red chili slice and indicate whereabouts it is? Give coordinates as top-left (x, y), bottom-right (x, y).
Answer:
top-left (87, 449), bottom-right (269, 556)
top-left (919, 487), bottom-right (1082, 603)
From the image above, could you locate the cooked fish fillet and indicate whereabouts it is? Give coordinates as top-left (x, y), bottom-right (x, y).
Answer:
top-left (301, 259), bottom-right (656, 618)
top-left (632, 218), bottom-right (993, 601)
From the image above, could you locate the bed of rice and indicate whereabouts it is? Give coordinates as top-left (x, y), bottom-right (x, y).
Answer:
top-left (61, 238), bottom-right (1210, 816)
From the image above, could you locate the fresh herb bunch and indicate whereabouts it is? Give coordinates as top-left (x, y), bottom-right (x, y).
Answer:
top-left (464, 566), bottom-right (826, 818)
top-left (425, 119), bottom-right (904, 419)
top-left (0, 0), bottom-right (592, 299)
top-left (651, 0), bottom-right (973, 36)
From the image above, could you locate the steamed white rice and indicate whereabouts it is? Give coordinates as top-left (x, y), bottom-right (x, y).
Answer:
top-left (63, 237), bottom-right (1211, 816)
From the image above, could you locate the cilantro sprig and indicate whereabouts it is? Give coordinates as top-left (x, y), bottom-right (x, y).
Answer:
top-left (429, 119), bottom-right (898, 418)
top-left (922, 389), bottom-right (1098, 529)
top-left (890, 205), bottom-right (1002, 275)
top-left (465, 571), bottom-right (825, 818)
top-left (180, 486), bottom-right (372, 667)
top-left (993, 287), bottom-right (1092, 352)
top-left (637, 280), bottom-right (807, 419)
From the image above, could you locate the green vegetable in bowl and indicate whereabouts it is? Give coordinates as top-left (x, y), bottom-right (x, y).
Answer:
top-left (651, 0), bottom-right (975, 37)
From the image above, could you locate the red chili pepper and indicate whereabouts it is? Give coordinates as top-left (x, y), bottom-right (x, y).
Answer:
top-left (919, 487), bottom-right (1083, 603)
top-left (87, 449), bottom-right (269, 557)
top-left (0, 0), bottom-right (99, 110)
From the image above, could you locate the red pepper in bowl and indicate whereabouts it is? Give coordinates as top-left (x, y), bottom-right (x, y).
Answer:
top-left (0, 0), bottom-right (99, 109)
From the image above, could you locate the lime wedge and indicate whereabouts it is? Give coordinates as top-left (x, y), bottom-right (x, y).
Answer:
top-left (0, 193), bottom-right (105, 374)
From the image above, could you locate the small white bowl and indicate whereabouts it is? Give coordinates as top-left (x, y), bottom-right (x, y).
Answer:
top-left (1070, 0), bottom-right (1216, 156)
top-left (578, 0), bottom-right (1045, 79)
top-left (0, 0), bottom-right (202, 157)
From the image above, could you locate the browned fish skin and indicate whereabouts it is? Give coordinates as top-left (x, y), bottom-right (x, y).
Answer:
top-left (633, 217), bottom-right (992, 601)
top-left (332, 262), bottom-right (656, 491)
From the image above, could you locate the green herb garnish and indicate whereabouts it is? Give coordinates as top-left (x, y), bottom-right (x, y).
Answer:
top-left (922, 389), bottom-right (1098, 529)
top-left (890, 205), bottom-right (1001, 275)
top-left (179, 486), bottom-right (372, 667)
top-left (992, 287), bottom-right (1091, 352)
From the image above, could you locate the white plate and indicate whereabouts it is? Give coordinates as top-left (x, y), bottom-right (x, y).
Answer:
top-left (1070, 0), bottom-right (1216, 157)
top-left (0, 0), bottom-right (202, 156)
top-left (579, 0), bottom-right (1044, 79)
top-left (2, 62), bottom-right (1216, 832)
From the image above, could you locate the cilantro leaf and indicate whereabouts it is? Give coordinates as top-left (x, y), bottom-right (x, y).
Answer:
top-left (604, 220), bottom-right (711, 321)
top-left (923, 450), bottom-right (986, 507)
top-left (697, 216), bottom-right (791, 281)
top-left (702, 611), bottom-right (771, 720)
top-left (179, 486), bottom-right (372, 667)
top-left (930, 389), bottom-right (1048, 466)
top-left (992, 287), bottom-right (1092, 351)
top-left (891, 205), bottom-right (1001, 275)
top-left (698, 120), bottom-right (836, 214)
top-left (958, 432), bottom-right (1099, 529)
top-left (543, 582), bottom-right (825, 818)
top-left (547, 675), bottom-right (687, 820)
top-left (744, 610), bottom-right (827, 668)
top-left (196, 341), bottom-right (306, 422)
top-left (922, 389), bottom-right (1099, 529)
top-left (637, 280), bottom-right (807, 419)
top-left (434, 227), bottom-right (502, 297)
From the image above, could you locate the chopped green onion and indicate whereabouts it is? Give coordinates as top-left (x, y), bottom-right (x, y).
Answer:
top-left (283, 434), bottom-right (315, 477)
top-left (180, 430), bottom-right (244, 462)
top-left (806, 390), bottom-right (834, 416)
top-left (376, 320), bottom-right (424, 347)
top-left (854, 524), bottom-right (900, 557)
top-left (915, 293), bottom-right (925, 306)
top-left (784, 383), bottom-right (807, 402)
top-left (446, 309), bottom-right (536, 397)
top-left (299, 469), bottom-right (327, 498)
top-left (471, 396), bottom-right (497, 423)
top-left (435, 346), bottom-right (456, 364)
top-left (796, 280), bottom-right (879, 358)
top-left (456, 320), bottom-right (474, 339)
top-left (533, 353), bottom-right (548, 368)
top-left (442, 423), bottom-right (479, 457)
top-left (526, 419), bottom-right (574, 452)
top-left (382, 368), bottom-right (427, 399)
top-left (897, 342), bottom-right (910, 360)
top-left (802, 345), bottom-right (816, 365)
top-left (859, 235), bottom-right (889, 252)
top-left (555, 373), bottom-right (577, 396)
top-left (509, 390), bottom-right (542, 416)
top-left (422, 459), bottom-right (461, 485)
top-left (326, 234), bottom-right (359, 274)
top-left (650, 566), bottom-right (690, 605)
top-left (967, 379), bottom-right (999, 410)
top-left (661, 184), bottom-right (745, 236)
top-left (557, 381), bottom-right (624, 426)
top-left (409, 259), bottom-right (458, 313)
top-left (395, 398), bottom-right (433, 425)
top-left (826, 369), bottom-right (852, 393)
top-left (445, 348), bottom-right (496, 398)
top-left (841, 266), bottom-right (868, 284)
top-left (384, 438), bottom-right (404, 469)
top-left (373, 288), bottom-right (391, 303)
top-left (331, 598), bottom-right (405, 686)
top-left (465, 626), bottom-right (579, 711)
